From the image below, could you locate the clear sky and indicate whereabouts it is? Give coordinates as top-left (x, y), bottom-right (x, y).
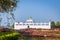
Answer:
top-left (14, 0), bottom-right (60, 22)
top-left (2, 0), bottom-right (60, 26)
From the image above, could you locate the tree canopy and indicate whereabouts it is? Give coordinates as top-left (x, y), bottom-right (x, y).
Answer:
top-left (56, 22), bottom-right (60, 28)
top-left (51, 21), bottom-right (56, 28)
top-left (0, 0), bottom-right (18, 26)
top-left (0, 0), bottom-right (18, 13)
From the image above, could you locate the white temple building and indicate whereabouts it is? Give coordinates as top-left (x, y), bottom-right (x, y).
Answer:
top-left (14, 17), bottom-right (51, 29)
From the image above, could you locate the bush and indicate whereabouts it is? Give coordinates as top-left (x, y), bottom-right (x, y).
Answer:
top-left (0, 32), bottom-right (19, 40)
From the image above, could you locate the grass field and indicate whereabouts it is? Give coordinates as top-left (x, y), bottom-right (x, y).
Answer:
top-left (18, 37), bottom-right (60, 40)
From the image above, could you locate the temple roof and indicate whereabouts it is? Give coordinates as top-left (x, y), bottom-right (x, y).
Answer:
top-left (26, 17), bottom-right (33, 23)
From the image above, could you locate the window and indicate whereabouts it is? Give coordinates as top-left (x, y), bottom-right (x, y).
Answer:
top-left (38, 24), bottom-right (41, 25)
top-left (26, 24), bottom-right (29, 25)
top-left (30, 24), bottom-right (33, 25)
top-left (16, 24), bottom-right (18, 25)
top-left (46, 24), bottom-right (49, 25)
top-left (34, 24), bottom-right (37, 25)
top-left (19, 24), bottom-right (22, 25)
top-left (42, 24), bottom-right (45, 25)
top-left (23, 24), bottom-right (25, 25)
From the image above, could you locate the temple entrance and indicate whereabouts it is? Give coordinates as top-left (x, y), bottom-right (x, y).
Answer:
top-left (28, 25), bottom-right (29, 28)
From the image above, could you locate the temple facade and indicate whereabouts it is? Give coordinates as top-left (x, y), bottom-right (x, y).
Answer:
top-left (14, 17), bottom-right (51, 29)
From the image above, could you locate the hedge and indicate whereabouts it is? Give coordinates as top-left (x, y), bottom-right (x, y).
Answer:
top-left (0, 32), bottom-right (19, 40)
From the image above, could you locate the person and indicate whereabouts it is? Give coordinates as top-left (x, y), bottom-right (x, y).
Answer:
top-left (28, 25), bottom-right (29, 28)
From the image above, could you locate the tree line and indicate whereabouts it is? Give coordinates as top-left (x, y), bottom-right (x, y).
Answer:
top-left (51, 21), bottom-right (60, 28)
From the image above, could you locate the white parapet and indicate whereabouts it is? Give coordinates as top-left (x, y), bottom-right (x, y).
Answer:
top-left (14, 22), bottom-right (51, 29)
top-left (14, 17), bottom-right (51, 30)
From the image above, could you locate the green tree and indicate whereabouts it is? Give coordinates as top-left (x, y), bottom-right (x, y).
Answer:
top-left (0, 0), bottom-right (18, 12)
top-left (0, 0), bottom-right (18, 27)
top-left (10, 24), bottom-right (14, 29)
top-left (51, 21), bottom-right (56, 28)
top-left (0, 17), bottom-right (2, 26)
top-left (56, 22), bottom-right (60, 28)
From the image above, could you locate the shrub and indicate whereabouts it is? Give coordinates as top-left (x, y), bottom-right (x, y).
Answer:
top-left (0, 32), bottom-right (19, 40)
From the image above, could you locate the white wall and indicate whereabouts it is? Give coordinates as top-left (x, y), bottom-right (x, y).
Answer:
top-left (14, 25), bottom-right (27, 29)
top-left (14, 22), bottom-right (51, 29)
top-left (29, 26), bottom-right (51, 29)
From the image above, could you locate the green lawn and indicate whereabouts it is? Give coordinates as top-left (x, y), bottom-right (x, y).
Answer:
top-left (18, 37), bottom-right (60, 40)
top-left (0, 32), bottom-right (19, 40)
top-left (18, 38), bottom-right (31, 40)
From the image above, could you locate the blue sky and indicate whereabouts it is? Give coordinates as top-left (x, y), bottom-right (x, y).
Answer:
top-left (2, 0), bottom-right (60, 25)
top-left (14, 0), bottom-right (60, 22)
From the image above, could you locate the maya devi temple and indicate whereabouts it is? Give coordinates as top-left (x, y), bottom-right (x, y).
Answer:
top-left (14, 17), bottom-right (51, 30)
